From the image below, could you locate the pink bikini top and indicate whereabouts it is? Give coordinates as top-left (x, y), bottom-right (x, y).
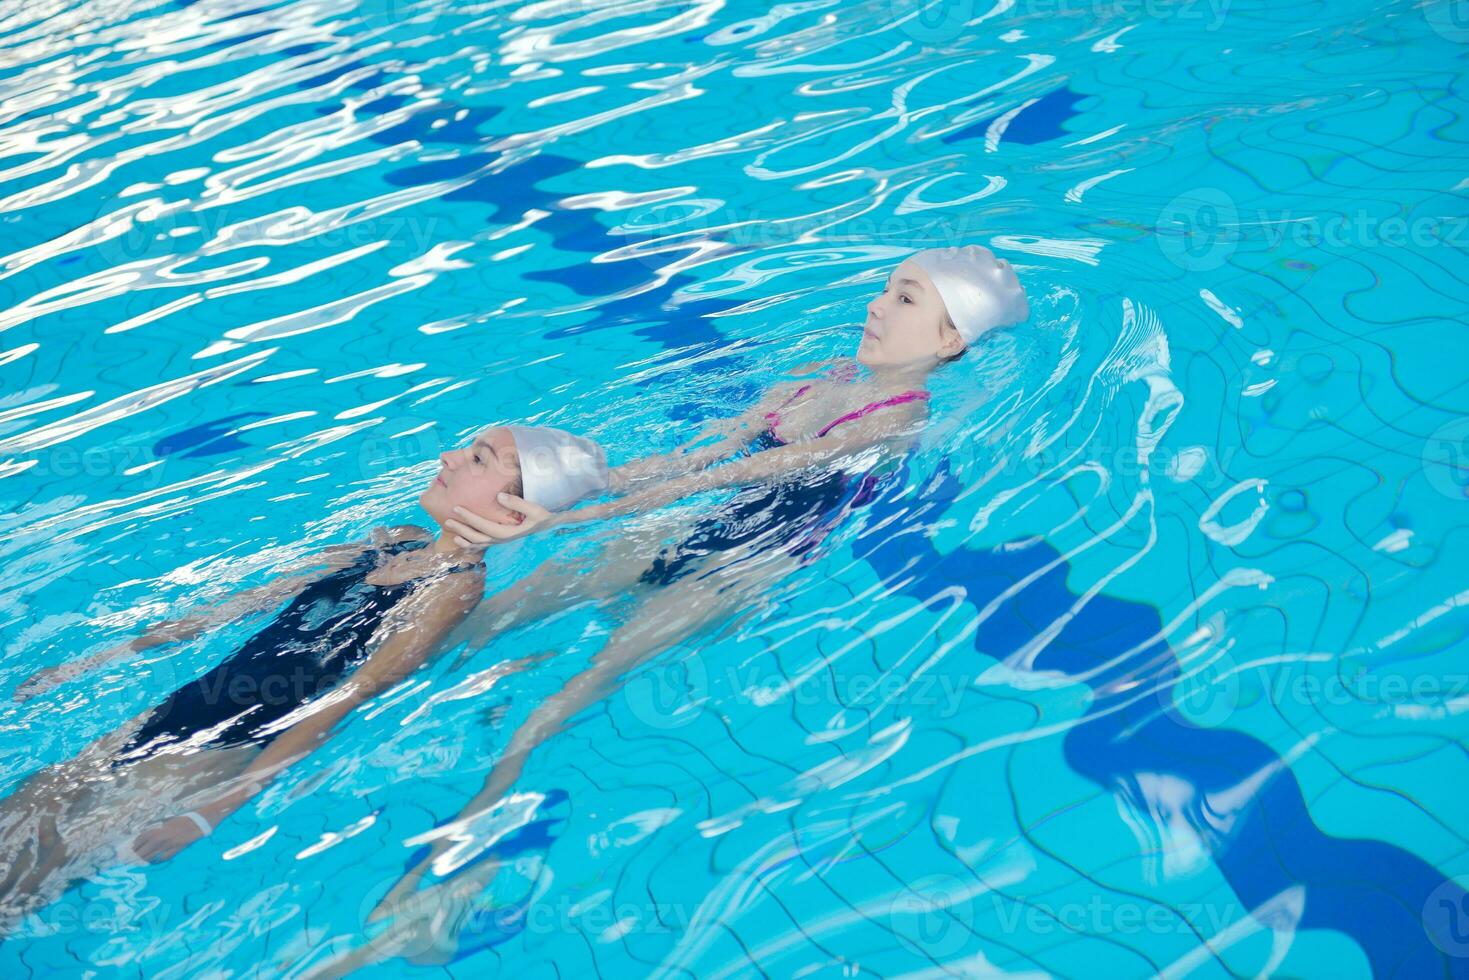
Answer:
top-left (762, 380), bottom-right (930, 446)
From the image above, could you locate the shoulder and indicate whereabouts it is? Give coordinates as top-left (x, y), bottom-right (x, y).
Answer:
top-left (748, 378), bottom-right (810, 416)
top-left (791, 357), bottom-right (842, 377)
top-left (819, 388), bottom-right (930, 445)
top-left (412, 566), bottom-right (485, 624)
top-left (316, 525), bottom-right (432, 573)
top-left (861, 392), bottom-right (930, 428)
top-left (382, 562), bottom-right (484, 635)
top-left (790, 357), bottom-right (865, 383)
top-left (374, 524), bottom-right (433, 546)
top-left (764, 358), bottom-right (851, 397)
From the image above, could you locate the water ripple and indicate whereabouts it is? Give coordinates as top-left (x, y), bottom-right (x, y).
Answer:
top-left (1, 0), bottom-right (1466, 976)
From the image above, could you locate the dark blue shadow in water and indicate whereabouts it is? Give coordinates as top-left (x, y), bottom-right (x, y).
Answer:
top-left (854, 462), bottom-right (1468, 978)
top-left (281, 41), bottom-right (744, 368)
top-left (292, 51), bottom-right (752, 401)
top-left (383, 150), bottom-right (739, 365)
top-left (942, 86), bottom-right (1088, 147)
top-left (164, 12), bottom-right (820, 423)
top-left (153, 412), bottom-right (270, 459)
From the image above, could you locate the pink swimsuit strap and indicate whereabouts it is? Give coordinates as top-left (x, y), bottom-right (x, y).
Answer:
top-left (814, 390), bottom-right (930, 438)
top-left (763, 384), bottom-right (929, 445)
top-left (762, 383), bottom-right (813, 439)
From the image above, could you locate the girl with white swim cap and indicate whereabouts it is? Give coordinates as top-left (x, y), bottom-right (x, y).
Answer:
top-left (363, 248), bottom-right (1030, 937)
top-left (0, 424), bottom-right (604, 923)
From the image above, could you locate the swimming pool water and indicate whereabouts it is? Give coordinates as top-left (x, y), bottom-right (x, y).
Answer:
top-left (2, 0), bottom-right (1467, 976)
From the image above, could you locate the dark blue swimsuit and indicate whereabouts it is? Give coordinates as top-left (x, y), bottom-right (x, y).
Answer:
top-left (115, 538), bottom-right (479, 763)
top-left (637, 431), bottom-right (888, 586)
top-left (636, 380), bottom-right (926, 586)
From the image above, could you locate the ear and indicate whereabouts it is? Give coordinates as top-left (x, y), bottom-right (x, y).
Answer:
top-left (939, 318), bottom-right (966, 358)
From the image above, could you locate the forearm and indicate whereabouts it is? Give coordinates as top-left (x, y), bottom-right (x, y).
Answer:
top-left (591, 439), bottom-right (871, 523)
top-left (132, 604), bottom-right (254, 652)
top-left (55, 590), bottom-right (286, 685)
top-left (66, 623), bottom-right (182, 674)
top-left (609, 433), bottom-right (751, 492)
top-left (25, 617), bottom-right (218, 698)
top-left (134, 612), bottom-right (222, 649)
top-left (446, 658), bottom-right (620, 830)
top-left (93, 633), bottom-right (168, 666)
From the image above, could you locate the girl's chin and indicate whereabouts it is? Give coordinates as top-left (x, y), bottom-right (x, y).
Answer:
top-left (417, 488), bottom-right (450, 525)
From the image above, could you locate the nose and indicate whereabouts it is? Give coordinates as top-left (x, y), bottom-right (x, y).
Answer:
top-left (439, 448), bottom-right (461, 469)
top-left (867, 295), bottom-right (883, 319)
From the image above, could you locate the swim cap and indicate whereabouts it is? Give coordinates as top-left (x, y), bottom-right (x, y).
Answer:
top-left (503, 425), bottom-right (609, 511)
top-left (907, 245), bottom-right (1029, 344)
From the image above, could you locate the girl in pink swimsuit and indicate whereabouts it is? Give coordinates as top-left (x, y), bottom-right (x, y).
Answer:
top-left (633, 373), bottom-right (936, 586)
top-left (455, 244), bottom-right (1031, 553)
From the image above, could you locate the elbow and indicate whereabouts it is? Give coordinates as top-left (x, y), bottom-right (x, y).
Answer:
top-left (352, 660), bottom-right (429, 702)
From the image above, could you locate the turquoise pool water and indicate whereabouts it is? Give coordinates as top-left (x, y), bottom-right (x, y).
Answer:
top-left (2, 0), bottom-right (1468, 975)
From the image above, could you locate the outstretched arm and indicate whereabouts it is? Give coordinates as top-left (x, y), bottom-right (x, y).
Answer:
top-left (607, 384), bottom-right (793, 492)
top-left (607, 361), bottom-right (841, 493)
top-left (580, 399), bottom-right (925, 524)
top-left (15, 526), bottom-right (427, 702)
top-left (130, 568), bottom-right (483, 862)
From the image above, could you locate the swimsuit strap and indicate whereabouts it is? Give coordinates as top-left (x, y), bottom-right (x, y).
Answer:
top-left (769, 383), bottom-right (813, 416)
top-left (381, 536), bottom-right (484, 574)
top-left (762, 382), bottom-right (814, 444)
top-left (814, 390), bottom-right (930, 439)
top-left (762, 385), bottom-right (930, 444)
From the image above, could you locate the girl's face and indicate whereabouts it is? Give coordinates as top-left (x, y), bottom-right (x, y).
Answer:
top-left (857, 259), bottom-right (966, 366)
top-left (418, 427), bottom-right (524, 530)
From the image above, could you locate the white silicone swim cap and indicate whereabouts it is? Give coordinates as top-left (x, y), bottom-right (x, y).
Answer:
top-left (504, 425), bottom-right (609, 512)
top-left (907, 244), bottom-right (1029, 344)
